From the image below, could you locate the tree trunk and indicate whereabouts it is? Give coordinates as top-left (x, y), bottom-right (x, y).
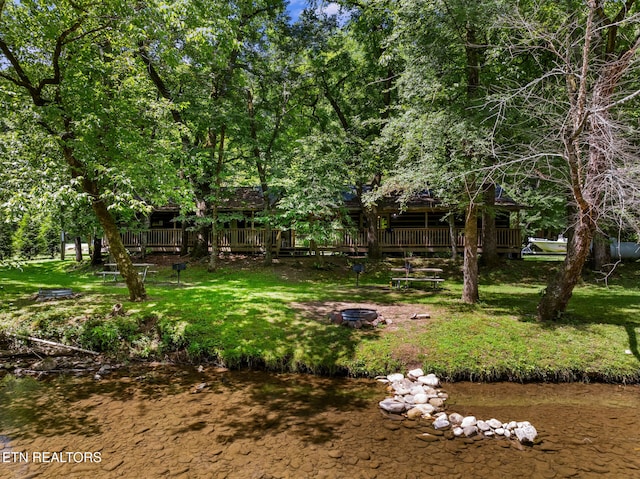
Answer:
top-left (190, 199), bottom-right (210, 260)
top-left (537, 216), bottom-right (595, 321)
top-left (60, 229), bottom-right (66, 261)
top-left (181, 223), bottom-right (189, 256)
top-left (92, 199), bottom-right (146, 301)
top-left (263, 218), bottom-right (273, 265)
top-left (591, 231), bottom-right (611, 271)
top-left (448, 213), bottom-right (458, 260)
top-left (481, 183), bottom-right (499, 267)
top-left (209, 202), bottom-right (220, 272)
top-left (74, 236), bottom-right (83, 262)
top-left (91, 235), bottom-right (103, 266)
top-left (462, 202), bottom-right (479, 303)
top-left (365, 206), bottom-right (382, 260)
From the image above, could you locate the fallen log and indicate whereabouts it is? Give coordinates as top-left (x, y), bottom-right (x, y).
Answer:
top-left (5, 333), bottom-right (99, 356)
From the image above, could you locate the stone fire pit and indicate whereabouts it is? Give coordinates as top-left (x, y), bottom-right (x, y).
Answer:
top-left (330, 308), bottom-right (389, 329)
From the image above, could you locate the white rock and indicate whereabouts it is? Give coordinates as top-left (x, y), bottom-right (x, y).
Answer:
top-left (477, 420), bottom-right (491, 432)
top-left (515, 424), bottom-right (538, 444)
top-left (413, 393), bottom-right (429, 404)
top-left (387, 373), bottom-right (404, 382)
top-left (433, 416), bottom-right (451, 430)
top-left (504, 429), bottom-right (512, 438)
top-left (487, 418), bottom-right (503, 429)
top-left (410, 385), bottom-right (425, 396)
top-left (414, 403), bottom-right (436, 415)
top-left (461, 416), bottom-right (477, 428)
top-left (495, 428), bottom-right (505, 436)
top-left (422, 386), bottom-right (439, 397)
top-left (463, 425), bottom-right (478, 437)
top-left (392, 383), bottom-right (412, 395)
top-left (453, 427), bottom-right (464, 437)
top-left (448, 413), bottom-right (464, 426)
top-left (506, 421), bottom-right (517, 430)
top-left (408, 368), bottom-right (424, 379)
top-left (484, 430), bottom-right (495, 437)
top-left (422, 373), bottom-right (440, 387)
top-left (379, 398), bottom-right (406, 414)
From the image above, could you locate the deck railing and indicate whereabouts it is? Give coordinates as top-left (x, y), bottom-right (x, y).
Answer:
top-left (115, 227), bottom-right (522, 254)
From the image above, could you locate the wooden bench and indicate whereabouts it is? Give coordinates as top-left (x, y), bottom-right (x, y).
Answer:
top-left (97, 269), bottom-right (156, 283)
top-left (97, 271), bottom-right (121, 282)
top-left (391, 277), bottom-right (445, 289)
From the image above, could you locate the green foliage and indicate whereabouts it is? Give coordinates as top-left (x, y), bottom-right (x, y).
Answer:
top-left (37, 215), bottom-right (60, 259)
top-left (80, 316), bottom-right (139, 353)
top-left (12, 214), bottom-right (41, 259)
top-left (0, 221), bottom-right (14, 260)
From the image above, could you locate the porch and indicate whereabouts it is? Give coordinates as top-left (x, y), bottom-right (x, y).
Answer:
top-left (116, 227), bottom-right (523, 257)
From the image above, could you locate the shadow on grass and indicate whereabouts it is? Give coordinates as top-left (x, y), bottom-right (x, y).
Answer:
top-left (155, 280), bottom-right (384, 374)
top-left (481, 285), bottom-right (640, 366)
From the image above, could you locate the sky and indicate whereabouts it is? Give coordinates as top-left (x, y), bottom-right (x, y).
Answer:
top-left (286, 0), bottom-right (342, 22)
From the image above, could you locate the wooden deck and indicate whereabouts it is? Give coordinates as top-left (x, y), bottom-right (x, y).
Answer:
top-left (114, 227), bottom-right (522, 257)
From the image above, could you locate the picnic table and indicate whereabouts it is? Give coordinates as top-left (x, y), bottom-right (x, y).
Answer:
top-left (391, 266), bottom-right (444, 289)
top-left (97, 263), bottom-right (156, 283)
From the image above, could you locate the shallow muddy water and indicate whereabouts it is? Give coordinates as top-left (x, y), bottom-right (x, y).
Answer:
top-left (1, 366), bottom-right (639, 478)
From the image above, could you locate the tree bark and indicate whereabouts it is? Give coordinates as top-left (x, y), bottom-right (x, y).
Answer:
top-left (537, 215), bottom-right (595, 320)
top-left (92, 198), bottom-right (147, 301)
top-left (448, 213), bottom-right (458, 260)
top-left (462, 202), bottom-right (480, 303)
top-left (364, 206), bottom-right (382, 260)
top-left (481, 183), bottom-right (499, 267)
top-left (74, 236), bottom-right (83, 262)
top-left (190, 198), bottom-right (210, 260)
top-left (591, 231), bottom-right (611, 271)
top-left (91, 235), bottom-right (103, 266)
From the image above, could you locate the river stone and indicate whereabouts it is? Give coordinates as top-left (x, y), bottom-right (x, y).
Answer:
top-left (379, 398), bottom-right (406, 414)
top-left (410, 385), bottom-right (425, 396)
top-left (463, 425), bottom-right (478, 437)
top-left (417, 433), bottom-right (440, 442)
top-left (428, 397), bottom-right (445, 408)
top-left (433, 416), bottom-right (451, 430)
top-left (504, 429), bottom-right (512, 439)
top-left (449, 413), bottom-right (464, 426)
top-left (477, 420), bottom-right (491, 432)
top-left (506, 421), bottom-right (517, 430)
top-left (461, 416), bottom-right (477, 428)
top-left (487, 418), bottom-right (503, 429)
top-left (387, 373), bottom-right (404, 382)
top-left (413, 393), bottom-right (428, 404)
top-left (453, 427), bottom-right (464, 437)
top-left (413, 403), bottom-right (436, 415)
top-left (407, 407), bottom-right (425, 420)
top-left (495, 428), bottom-right (505, 436)
top-left (417, 374), bottom-right (440, 387)
top-left (408, 368), bottom-right (424, 379)
top-left (392, 385), bottom-right (411, 396)
top-left (515, 424), bottom-right (538, 444)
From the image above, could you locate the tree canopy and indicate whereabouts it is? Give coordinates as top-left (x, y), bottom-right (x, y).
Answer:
top-left (2, 0), bottom-right (639, 317)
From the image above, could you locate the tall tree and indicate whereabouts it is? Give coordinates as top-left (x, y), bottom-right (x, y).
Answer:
top-left (495, 0), bottom-right (640, 320)
top-left (0, 0), bottom-right (183, 300)
top-left (370, 0), bottom-right (504, 302)
top-left (299, 2), bottom-right (400, 260)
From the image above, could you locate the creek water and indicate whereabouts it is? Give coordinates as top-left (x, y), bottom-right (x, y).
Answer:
top-left (0, 365), bottom-right (639, 479)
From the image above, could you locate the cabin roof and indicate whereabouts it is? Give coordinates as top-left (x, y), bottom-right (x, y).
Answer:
top-left (154, 185), bottom-right (521, 213)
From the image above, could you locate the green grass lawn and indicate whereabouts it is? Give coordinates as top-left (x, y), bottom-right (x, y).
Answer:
top-left (1, 256), bottom-right (639, 382)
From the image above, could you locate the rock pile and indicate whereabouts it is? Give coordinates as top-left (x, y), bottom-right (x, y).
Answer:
top-left (377, 369), bottom-right (538, 445)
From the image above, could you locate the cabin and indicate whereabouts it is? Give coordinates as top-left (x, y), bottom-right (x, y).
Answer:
top-left (116, 186), bottom-right (523, 257)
